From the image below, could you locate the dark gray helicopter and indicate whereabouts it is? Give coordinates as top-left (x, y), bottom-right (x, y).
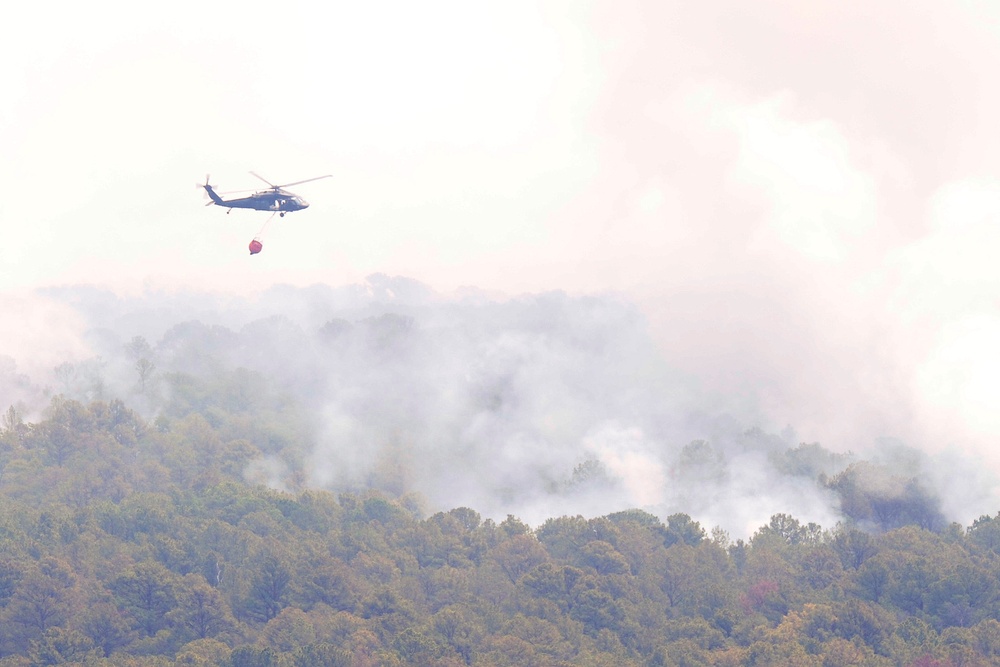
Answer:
top-left (201, 172), bottom-right (331, 216)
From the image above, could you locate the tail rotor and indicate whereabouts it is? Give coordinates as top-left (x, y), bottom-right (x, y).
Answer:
top-left (198, 175), bottom-right (214, 206)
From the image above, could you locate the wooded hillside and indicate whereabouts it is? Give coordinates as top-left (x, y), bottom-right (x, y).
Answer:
top-left (2, 286), bottom-right (996, 665)
top-left (2, 394), bottom-right (1000, 666)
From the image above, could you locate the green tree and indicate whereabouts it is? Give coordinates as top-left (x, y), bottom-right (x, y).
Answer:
top-left (171, 574), bottom-right (235, 641)
top-left (1, 404), bottom-right (27, 447)
top-left (135, 358), bottom-right (156, 394)
top-left (664, 513), bottom-right (706, 547)
top-left (536, 515), bottom-right (595, 561)
top-left (27, 627), bottom-right (100, 666)
top-left (972, 618), bottom-right (1000, 659)
top-left (832, 599), bottom-right (894, 654)
top-left (831, 528), bottom-right (877, 570)
top-left (488, 534), bottom-right (549, 584)
top-left (432, 606), bottom-right (482, 664)
top-left (301, 557), bottom-right (359, 612)
top-left (246, 556), bottom-right (291, 623)
top-left (968, 513), bottom-right (1000, 553)
top-left (580, 541), bottom-right (630, 575)
top-left (0, 557), bottom-right (23, 607)
top-left (110, 561), bottom-right (178, 637)
top-left (854, 555), bottom-right (891, 603)
top-left (753, 513), bottom-right (822, 546)
top-left (392, 627), bottom-right (446, 666)
top-left (570, 579), bottom-right (625, 635)
top-left (261, 607), bottom-right (315, 652)
top-left (174, 638), bottom-right (232, 666)
top-left (291, 642), bottom-right (351, 667)
top-left (8, 562), bottom-right (76, 646)
top-left (521, 562), bottom-right (583, 613)
top-left (229, 646), bottom-right (277, 667)
top-left (80, 601), bottom-right (135, 657)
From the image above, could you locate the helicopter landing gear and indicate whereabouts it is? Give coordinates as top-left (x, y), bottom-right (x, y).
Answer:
top-left (279, 212), bottom-right (285, 217)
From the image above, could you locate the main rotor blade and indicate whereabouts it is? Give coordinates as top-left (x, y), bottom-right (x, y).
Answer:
top-left (249, 171), bottom-right (277, 188)
top-left (276, 174), bottom-right (332, 188)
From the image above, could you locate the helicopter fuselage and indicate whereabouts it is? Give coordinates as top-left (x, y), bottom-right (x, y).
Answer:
top-left (204, 184), bottom-right (308, 214)
top-left (222, 190), bottom-right (308, 213)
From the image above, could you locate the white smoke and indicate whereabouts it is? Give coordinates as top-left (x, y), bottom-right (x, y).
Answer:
top-left (7, 276), bottom-right (999, 538)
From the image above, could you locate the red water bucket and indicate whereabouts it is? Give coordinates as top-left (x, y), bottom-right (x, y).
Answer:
top-left (249, 239), bottom-right (263, 255)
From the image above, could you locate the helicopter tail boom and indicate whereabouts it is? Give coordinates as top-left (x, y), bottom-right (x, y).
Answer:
top-left (202, 181), bottom-right (225, 206)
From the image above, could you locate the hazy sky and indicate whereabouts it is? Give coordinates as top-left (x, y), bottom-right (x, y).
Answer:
top-left (4, 1), bottom-right (1000, 469)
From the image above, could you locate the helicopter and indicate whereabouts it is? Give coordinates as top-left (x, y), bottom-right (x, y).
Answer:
top-left (200, 172), bottom-right (332, 216)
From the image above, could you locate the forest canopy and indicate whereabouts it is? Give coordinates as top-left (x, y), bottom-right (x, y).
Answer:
top-left (0, 280), bottom-right (997, 665)
top-left (1, 396), bottom-right (999, 665)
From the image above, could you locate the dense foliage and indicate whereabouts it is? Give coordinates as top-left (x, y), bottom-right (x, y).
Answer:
top-left (1, 392), bottom-right (1000, 667)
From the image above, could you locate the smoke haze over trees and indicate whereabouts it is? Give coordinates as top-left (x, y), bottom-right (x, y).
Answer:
top-left (0, 275), bottom-right (998, 664)
top-left (1, 379), bottom-right (1000, 664)
top-left (2, 275), bottom-right (995, 538)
